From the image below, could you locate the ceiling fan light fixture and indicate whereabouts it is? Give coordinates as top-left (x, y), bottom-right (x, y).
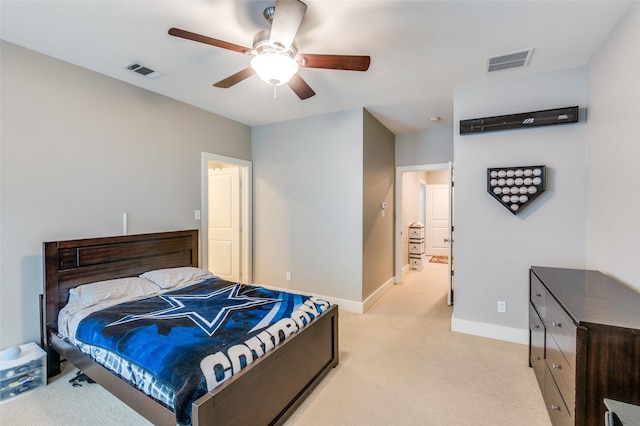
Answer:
top-left (251, 52), bottom-right (299, 86)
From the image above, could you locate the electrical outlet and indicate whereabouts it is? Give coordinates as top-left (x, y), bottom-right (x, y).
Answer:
top-left (286, 272), bottom-right (292, 281)
top-left (497, 301), bottom-right (507, 313)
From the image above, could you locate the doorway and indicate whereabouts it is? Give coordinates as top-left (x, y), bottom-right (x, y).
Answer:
top-left (200, 152), bottom-right (252, 283)
top-left (395, 162), bottom-right (453, 305)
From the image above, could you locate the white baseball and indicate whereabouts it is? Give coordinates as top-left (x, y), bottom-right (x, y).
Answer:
top-left (510, 187), bottom-right (519, 194)
top-left (511, 204), bottom-right (520, 211)
top-left (498, 170), bottom-right (507, 177)
top-left (528, 186), bottom-right (537, 194)
top-left (533, 168), bottom-right (542, 176)
top-left (502, 195), bottom-right (510, 202)
top-left (519, 186), bottom-right (528, 194)
top-left (524, 177), bottom-right (533, 185)
top-left (506, 170), bottom-right (515, 177)
top-left (491, 179), bottom-right (498, 186)
top-left (510, 195), bottom-right (519, 203)
top-left (515, 178), bottom-right (524, 186)
top-left (506, 178), bottom-right (514, 186)
top-left (524, 169), bottom-right (533, 176)
top-left (519, 195), bottom-right (529, 203)
top-left (491, 170), bottom-right (498, 178)
top-left (533, 177), bottom-right (542, 185)
top-left (502, 187), bottom-right (511, 194)
top-left (515, 169), bottom-right (524, 177)
top-left (493, 187), bottom-right (502, 194)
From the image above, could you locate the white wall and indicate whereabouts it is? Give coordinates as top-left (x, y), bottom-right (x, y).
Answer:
top-left (586, 1), bottom-right (640, 291)
top-left (0, 41), bottom-right (251, 348)
top-left (251, 109), bottom-right (364, 303)
top-left (452, 67), bottom-right (588, 343)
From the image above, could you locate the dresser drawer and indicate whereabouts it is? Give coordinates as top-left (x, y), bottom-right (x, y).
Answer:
top-left (408, 242), bottom-right (424, 254)
top-left (545, 366), bottom-right (573, 426)
top-left (530, 273), bottom-right (547, 318)
top-left (529, 305), bottom-right (545, 391)
top-left (408, 227), bottom-right (424, 238)
top-left (545, 297), bottom-right (577, 369)
top-left (546, 335), bottom-right (575, 418)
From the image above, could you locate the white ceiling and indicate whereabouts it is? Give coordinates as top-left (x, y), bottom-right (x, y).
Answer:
top-left (0, 1), bottom-right (633, 135)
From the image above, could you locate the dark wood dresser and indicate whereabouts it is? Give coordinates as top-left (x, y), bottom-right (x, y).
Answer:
top-left (529, 266), bottom-right (640, 426)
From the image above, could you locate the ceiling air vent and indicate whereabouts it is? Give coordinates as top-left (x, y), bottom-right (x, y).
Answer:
top-left (124, 62), bottom-right (164, 79)
top-left (486, 48), bottom-right (534, 73)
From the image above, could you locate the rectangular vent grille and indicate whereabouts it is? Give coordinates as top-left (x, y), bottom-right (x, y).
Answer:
top-left (486, 48), bottom-right (534, 73)
top-left (124, 62), bottom-right (164, 79)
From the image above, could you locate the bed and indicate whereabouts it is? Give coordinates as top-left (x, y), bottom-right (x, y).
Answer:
top-left (40, 229), bottom-right (339, 425)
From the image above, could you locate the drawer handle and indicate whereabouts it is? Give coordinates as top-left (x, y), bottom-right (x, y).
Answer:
top-left (535, 356), bottom-right (541, 360)
top-left (552, 322), bottom-right (562, 327)
top-left (552, 363), bottom-right (562, 370)
top-left (551, 405), bottom-right (562, 411)
top-left (535, 293), bottom-right (542, 297)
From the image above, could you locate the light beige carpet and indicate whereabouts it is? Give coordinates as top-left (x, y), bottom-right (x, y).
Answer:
top-left (0, 263), bottom-right (550, 425)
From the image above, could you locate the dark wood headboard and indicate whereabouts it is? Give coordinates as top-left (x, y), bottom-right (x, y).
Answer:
top-left (41, 230), bottom-right (198, 361)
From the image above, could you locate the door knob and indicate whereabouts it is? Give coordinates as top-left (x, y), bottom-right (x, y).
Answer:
top-left (444, 238), bottom-right (454, 243)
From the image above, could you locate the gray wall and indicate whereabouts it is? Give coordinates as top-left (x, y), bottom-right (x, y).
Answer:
top-left (251, 109), bottom-right (364, 303)
top-left (396, 127), bottom-right (453, 166)
top-left (586, 1), bottom-right (640, 291)
top-left (452, 67), bottom-right (588, 343)
top-left (0, 41), bottom-right (251, 348)
top-left (362, 110), bottom-right (395, 300)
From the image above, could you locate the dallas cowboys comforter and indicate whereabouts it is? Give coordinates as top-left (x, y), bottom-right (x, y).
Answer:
top-left (72, 277), bottom-right (331, 425)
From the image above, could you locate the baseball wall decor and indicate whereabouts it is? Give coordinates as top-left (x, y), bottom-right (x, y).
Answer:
top-left (487, 165), bottom-right (546, 215)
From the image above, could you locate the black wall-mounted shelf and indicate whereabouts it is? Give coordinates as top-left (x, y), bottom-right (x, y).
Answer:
top-left (460, 106), bottom-right (579, 135)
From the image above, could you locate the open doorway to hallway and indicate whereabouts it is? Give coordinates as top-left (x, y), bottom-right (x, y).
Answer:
top-left (201, 152), bottom-right (252, 284)
top-left (395, 163), bottom-right (454, 305)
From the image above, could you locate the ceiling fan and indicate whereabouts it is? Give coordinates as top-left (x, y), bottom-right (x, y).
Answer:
top-left (168, 0), bottom-right (370, 100)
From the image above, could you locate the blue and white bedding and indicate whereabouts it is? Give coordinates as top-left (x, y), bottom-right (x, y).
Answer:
top-left (58, 273), bottom-right (331, 425)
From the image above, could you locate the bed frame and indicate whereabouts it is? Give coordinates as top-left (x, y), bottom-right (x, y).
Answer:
top-left (41, 229), bottom-right (339, 425)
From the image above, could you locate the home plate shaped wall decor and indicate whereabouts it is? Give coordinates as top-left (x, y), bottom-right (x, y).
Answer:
top-left (487, 165), bottom-right (546, 215)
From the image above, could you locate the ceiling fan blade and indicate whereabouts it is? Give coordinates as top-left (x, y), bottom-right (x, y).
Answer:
top-left (270, 0), bottom-right (307, 50)
top-left (169, 27), bottom-right (249, 54)
top-left (213, 67), bottom-right (256, 88)
top-left (298, 54), bottom-right (371, 71)
top-left (287, 73), bottom-right (316, 100)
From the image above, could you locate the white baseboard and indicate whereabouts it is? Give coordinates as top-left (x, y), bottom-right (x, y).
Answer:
top-left (362, 277), bottom-right (395, 313)
top-left (313, 277), bottom-right (395, 314)
top-left (258, 279), bottom-right (395, 315)
top-left (451, 312), bottom-right (529, 345)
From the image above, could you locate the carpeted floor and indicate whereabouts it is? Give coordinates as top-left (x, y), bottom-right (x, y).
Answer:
top-left (0, 263), bottom-right (550, 425)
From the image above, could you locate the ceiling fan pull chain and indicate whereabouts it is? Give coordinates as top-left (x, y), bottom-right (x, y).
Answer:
top-left (273, 86), bottom-right (277, 98)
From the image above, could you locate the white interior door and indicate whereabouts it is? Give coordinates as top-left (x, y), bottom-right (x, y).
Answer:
top-left (208, 167), bottom-right (240, 281)
top-left (426, 184), bottom-right (449, 256)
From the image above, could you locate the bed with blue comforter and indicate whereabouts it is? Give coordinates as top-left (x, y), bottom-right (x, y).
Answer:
top-left (64, 276), bottom-right (331, 425)
top-left (44, 230), bottom-right (338, 426)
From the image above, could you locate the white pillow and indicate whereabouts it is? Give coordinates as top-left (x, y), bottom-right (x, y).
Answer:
top-left (140, 267), bottom-right (215, 290)
top-left (69, 277), bottom-right (159, 307)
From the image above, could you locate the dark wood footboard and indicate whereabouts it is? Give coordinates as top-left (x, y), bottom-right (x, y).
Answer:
top-left (193, 304), bottom-right (339, 425)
